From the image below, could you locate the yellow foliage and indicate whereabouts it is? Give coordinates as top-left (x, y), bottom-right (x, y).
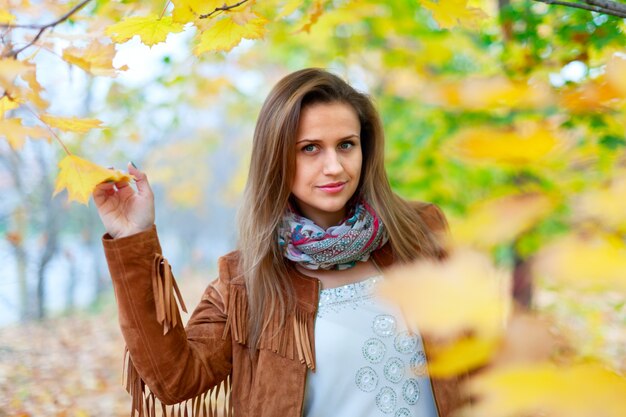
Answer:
top-left (574, 175), bottom-right (626, 232)
top-left (534, 232), bottom-right (626, 292)
top-left (194, 16), bottom-right (268, 54)
top-left (448, 124), bottom-right (564, 166)
top-left (427, 336), bottom-right (499, 377)
top-left (0, 117), bottom-right (49, 150)
top-left (54, 155), bottom-right (131, 205)
top-left (605, 53), bottom-right (626, 96)
top-left (379, 248), bottom-right (510, 339)
top-left (297, 0), bottom-right (325, 33)
top-left (420, 0), bottom-right (488, 30)
top-left (277, 0), bottom-right (303, 18)
top-left (41, 114), bottom-right (103, 134)
top-left (421, 76), bottom-right (554, 110)
top-left (450, 193), bottom-right (554, 248)
top-left (0, 58), bottom-right (30, 91)
top-left (464, 362), bottom-right (626, 417)
top-left (62, 41), bottom-right (127, 77)
top-left (105, 15), bottom-right (185, 47)
top-left (0, 9), bottom-right (16, 24)
top-left (0, 96), bottom-right (19, 119)
top-left (21, 64), bottom-right (48, 110)
top-left (172, 0), bottom-right (226, 23)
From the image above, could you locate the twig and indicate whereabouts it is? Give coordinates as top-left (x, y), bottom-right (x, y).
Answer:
top-left (1, 0), bottom-right (93, 58)
top-left (22, 104), bottom-right (72, 156)
top-left (199, 0), bottom-right (250, 19)
top-left (160, 0), bottom-right (172, 19)
top-left (532, 0), bottom-right (626, 18)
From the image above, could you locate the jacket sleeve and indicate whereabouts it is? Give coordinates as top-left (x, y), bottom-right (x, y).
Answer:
top-left (102, 225), bottom-right (233, 406)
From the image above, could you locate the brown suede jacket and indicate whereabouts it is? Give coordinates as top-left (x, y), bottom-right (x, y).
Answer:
top-left (102, 203), bottom-right (465, 417)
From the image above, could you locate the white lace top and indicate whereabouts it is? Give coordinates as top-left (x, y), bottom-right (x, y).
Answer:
top-left (303, 275), bottom-right (439, 417)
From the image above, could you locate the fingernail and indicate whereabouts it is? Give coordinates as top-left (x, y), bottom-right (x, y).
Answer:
top-left (130, 161), bottom-right (137, 168)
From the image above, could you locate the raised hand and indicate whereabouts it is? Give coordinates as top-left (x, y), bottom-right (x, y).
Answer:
top-left (93, 162), bottom-right (155, 239)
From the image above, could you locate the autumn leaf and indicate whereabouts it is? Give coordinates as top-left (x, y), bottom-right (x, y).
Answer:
top-left (420, 0), bottom-right (488, 30)
top-left (277, 0), bottom-right (303, 18)
top-left (573, 174), bottom-right (626, 232)
top-left (0, 58), bottom-right (31, 91)
top-left (21, 64), bottom-right (49, 110)
top-left (194, 16), bottom-right (268, 54)
top-left (421, 76), bottom-right (554, 110)
top-left (464, 363), bottom-right (626, 417)
top-left (533, 232), bottom-right (626, 292)
top-left (62, 41), bottom-right (127, 77)
top-left (54, 155), bottom-right (131, 205)
top-left (0, 96), bottom-right (19, 119)
top-left (0, 118), bottom-right (49, 150)
top-left (605, 53), bottom-right (626, 96)
top-left (297, 0), bottom-right (325, 33)
top-left (105, 15), bottom-right (185, 47)
top-left (448, 125), bottom-right (565, 166)
top-left (172, 0), bottom-right (226, 23)
top-left (449, 193), bottom-right (554, 248)
top-left (41, 114), bottom-right (103, 134)
top-left (379, 248), bottom-right (511, 338)
top-left (427, 336), bottom-right (500, 377)
top-left (0, 10), bottom-right (16, 24)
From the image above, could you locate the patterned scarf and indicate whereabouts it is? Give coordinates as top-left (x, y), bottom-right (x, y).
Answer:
top-left (278, 199), bottom-right (388, 270)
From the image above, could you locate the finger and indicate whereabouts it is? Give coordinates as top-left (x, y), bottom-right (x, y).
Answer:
top-left (115, 180), bottom-right (130, 189)
top-left (127, 161), bottom-right (152, 196)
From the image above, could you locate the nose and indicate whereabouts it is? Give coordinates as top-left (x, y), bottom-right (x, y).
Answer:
top-left (322, 150), bottom-right (343, 176)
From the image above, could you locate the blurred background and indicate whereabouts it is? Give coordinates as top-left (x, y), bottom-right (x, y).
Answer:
top-left (1, 0), bottom-right (626, 415)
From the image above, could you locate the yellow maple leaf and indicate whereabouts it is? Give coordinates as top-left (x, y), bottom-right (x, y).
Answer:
top-left (41, 114), bottom-right (103, 133)
top-left (62, 41), bottom-right (126, 77)
top-left (427, 336), bottom-right (500, 377)
top-left (194, 16), bottom-right (268, 54)
top-left (21, 63), bottom-right (48, 110)
top-left (450, 193), bottom-right (554, 248)
top-left (0, 58), bottom-right (30, 91)
top-left (379, 248), bottom-right (511, 339)
top-left (420, 0), bottom-right (488, 30)
top-left (54, 155), bottom-right (131, 205)
top-left (0, 96), bottom-right (19, 119)
top-left (0, 118), bottom-right (49, 150)
top-left (105, 15), bottom-right (185, 47)
top-left (298, 0), bottom-right (325, 33)
top-left (0, 10), bottom-right (16, 24)
top-left (172, 0), bottom-right (228, 23)
top-left (465, 363), bottom-right (626, 417)
top-left (533, 232), bottom-right (626, 292)
top-left (448, 125), bottom-right (564, 166)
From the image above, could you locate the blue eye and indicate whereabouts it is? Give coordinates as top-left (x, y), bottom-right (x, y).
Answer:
top-left (302, 144), bottom-right (317, 152)
top-left (339, 141), bottom-right (354, 150)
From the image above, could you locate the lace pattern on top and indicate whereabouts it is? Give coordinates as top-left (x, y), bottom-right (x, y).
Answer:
top-left (317, 275), bottom-right (383, 318)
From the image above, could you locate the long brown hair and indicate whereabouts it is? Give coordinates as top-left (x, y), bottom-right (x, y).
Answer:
top-left (237, 68), bottom-right (443, 350)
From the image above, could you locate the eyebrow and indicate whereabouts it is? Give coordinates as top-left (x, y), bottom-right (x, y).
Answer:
top-left (296, 134), bottom-right (360, 144)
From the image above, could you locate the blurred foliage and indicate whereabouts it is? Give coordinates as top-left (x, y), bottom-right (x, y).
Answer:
top-left (1, 0), bottom-right (626, 416)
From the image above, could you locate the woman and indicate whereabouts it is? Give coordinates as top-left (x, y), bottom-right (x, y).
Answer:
top-left (94, 68), bottom-right (463, 417)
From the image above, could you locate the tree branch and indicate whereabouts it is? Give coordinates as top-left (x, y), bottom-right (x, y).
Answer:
top-left (198, 0), bottom-right (250, 19)
top-left (532, 0), bottom-right (626, 18)
top-left (1, 0), bottom-right (93, 58)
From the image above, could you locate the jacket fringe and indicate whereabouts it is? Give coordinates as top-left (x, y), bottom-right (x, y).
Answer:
top-left (223, 285), bottom-right (316, 370)
top-left (152, 254), bottom-right (187, 335)
top-left (123, 348), bottom-right (233, 417)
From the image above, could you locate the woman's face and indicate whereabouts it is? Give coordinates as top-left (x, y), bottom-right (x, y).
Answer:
top-left (291, 101), bottom-right (362, 229)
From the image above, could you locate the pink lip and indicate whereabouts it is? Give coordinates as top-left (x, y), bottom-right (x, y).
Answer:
top-left (317, 182), bottom-right (346, 193)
